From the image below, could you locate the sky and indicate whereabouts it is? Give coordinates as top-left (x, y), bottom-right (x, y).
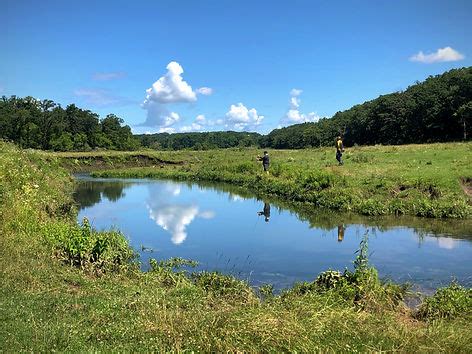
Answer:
top-left (2, 0), bottom-right (471, 134)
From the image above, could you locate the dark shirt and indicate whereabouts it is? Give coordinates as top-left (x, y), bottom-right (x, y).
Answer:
top-left (262, 155), bottom-right (269, 165)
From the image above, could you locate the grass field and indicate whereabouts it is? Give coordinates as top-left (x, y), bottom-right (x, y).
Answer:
top-left (56, 142), bottom-right (472, 218)
top-left (1, 141), bottom-right (472, 351)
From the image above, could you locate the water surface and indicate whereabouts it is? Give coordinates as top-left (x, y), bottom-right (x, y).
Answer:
top-left (74, 175), bottom-right (472, 292)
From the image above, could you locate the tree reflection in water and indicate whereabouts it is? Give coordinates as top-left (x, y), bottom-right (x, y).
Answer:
top-left (73, 180), bottom-right (131, 209)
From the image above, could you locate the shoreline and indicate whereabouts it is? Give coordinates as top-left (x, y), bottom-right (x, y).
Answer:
top-left (57, 142), bottom-right (472, 219)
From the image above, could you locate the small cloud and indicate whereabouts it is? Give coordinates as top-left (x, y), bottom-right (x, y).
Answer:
top-left (196, 87), bottom-right (213, 96)
top-left (92, 71), bottom-right (126, 81)
top-left (281, 89), bottom-right (320, 125)
top-left (179, 123), bottom-right (203, 132)
top-left (195, 114), bottom-right (206, 123)
top-left (409, 46), bottom-right (465, 64)
top-left (198, 210), bottom-right (215, 219)
top-left (225, 102), bottom-right (264, 130)
top-left (158, 127), bottom-right (177, 134)
top-left (73, 88), bottom-right (135, 107)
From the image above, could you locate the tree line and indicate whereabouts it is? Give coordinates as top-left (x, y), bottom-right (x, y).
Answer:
top-left (1, 67), bottom-right (470, 151)
top-left (138, 131), bottom-right (262, 150)
top-left (0, 96), bottom-right (138, 151)
top-left (262, 67), bottom-right (471, 148)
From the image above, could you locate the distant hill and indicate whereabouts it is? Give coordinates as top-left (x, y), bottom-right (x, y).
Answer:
top-left (136, 131), bottom-right (262, 150)
top-left (262, 67), bottom-right (472, 148)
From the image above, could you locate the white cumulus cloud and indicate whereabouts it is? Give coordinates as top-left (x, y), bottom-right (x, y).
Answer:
top-left (409, 46), bottom-right (465, 64)
top-left (281, 89), bottom-right (320, 125)
top-left (140, 61), bottom-right (212, 131)
top-left (225, 103), bottom-right (264, 130)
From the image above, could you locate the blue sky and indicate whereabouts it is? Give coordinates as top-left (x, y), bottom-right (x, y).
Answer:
top-left (2, 0), bottom-right (471, 134)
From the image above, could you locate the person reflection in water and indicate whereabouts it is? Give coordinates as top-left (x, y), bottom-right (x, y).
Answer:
top-left (257, 202), bottom-right (271, 222)
top-left (337, 224), bottom-right (345, 242)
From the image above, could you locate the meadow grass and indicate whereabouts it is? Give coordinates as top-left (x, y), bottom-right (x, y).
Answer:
top-left (1, 141), bottom-right (472, 351)
top-left (73, 142), bottom-right (472, 218)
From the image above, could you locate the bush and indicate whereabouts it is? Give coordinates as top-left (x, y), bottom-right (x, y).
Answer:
top-left (43, 217), bottom-right (136, 272)
top-left (288, 233), bottom-right (406, 311)
top-left (416, 283), bottom-right (472, 320)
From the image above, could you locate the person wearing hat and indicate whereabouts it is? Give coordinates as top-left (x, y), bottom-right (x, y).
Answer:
top-left (335, 136), bottom-right (344, 165)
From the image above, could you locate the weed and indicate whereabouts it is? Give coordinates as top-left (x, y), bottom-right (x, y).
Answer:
top-left (416, 283), bottom-right (472, 320)
top-left (43, 218), bottom-right (136, 273)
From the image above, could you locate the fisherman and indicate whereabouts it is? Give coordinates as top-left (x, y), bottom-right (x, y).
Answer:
top-left (257, 150), bottom-right (270, 174)
top-left (257, 202), bottom-right (271, 222)
top-left (335, 136), bottom-right (344, 165)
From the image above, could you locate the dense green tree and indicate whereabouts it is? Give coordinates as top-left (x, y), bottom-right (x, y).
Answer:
top-left (0, 96), bottom-right (138, 151)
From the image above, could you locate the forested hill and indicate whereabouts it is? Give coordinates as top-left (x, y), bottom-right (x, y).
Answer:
top-left (1, 67), bottom-right (471, 151)
top-left (262, 67), bottom-right (472, 148)
top-left (138, 131), bottom-right (262, 150)
top-left (0, 97), bottom-right (138, 151)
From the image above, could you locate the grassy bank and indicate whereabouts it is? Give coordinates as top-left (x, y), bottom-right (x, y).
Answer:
top-left (2, 141), bottom-right (472, 351)
top-left (79, 142), bottom-right (472, 218)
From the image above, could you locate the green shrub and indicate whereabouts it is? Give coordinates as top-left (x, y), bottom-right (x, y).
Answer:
top-left (416, 283), bottom-right (472, 320)
top-left (43, 217), bottom-right (136, 272)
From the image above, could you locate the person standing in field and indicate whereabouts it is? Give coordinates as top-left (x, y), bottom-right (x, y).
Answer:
top-left (336, 136), bottom-right (344, 165)
top-left (257, 151), bottom-right (270, 174)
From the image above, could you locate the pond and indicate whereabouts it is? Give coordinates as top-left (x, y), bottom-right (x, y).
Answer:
top-left (74, 175), bottom-right (472, 292)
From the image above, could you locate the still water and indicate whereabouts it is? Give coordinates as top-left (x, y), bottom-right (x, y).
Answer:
top-left (74, 175), bottom-right (472, 292)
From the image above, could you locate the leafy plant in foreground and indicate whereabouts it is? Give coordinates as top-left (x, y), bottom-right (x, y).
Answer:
top-left (43, 217), bottom-right (136, 272)
top-left (416, 283), bottom-right (472, 320)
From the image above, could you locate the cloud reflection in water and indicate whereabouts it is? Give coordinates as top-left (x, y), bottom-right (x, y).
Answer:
top-left (146, 182), bottom-right (215, 244)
